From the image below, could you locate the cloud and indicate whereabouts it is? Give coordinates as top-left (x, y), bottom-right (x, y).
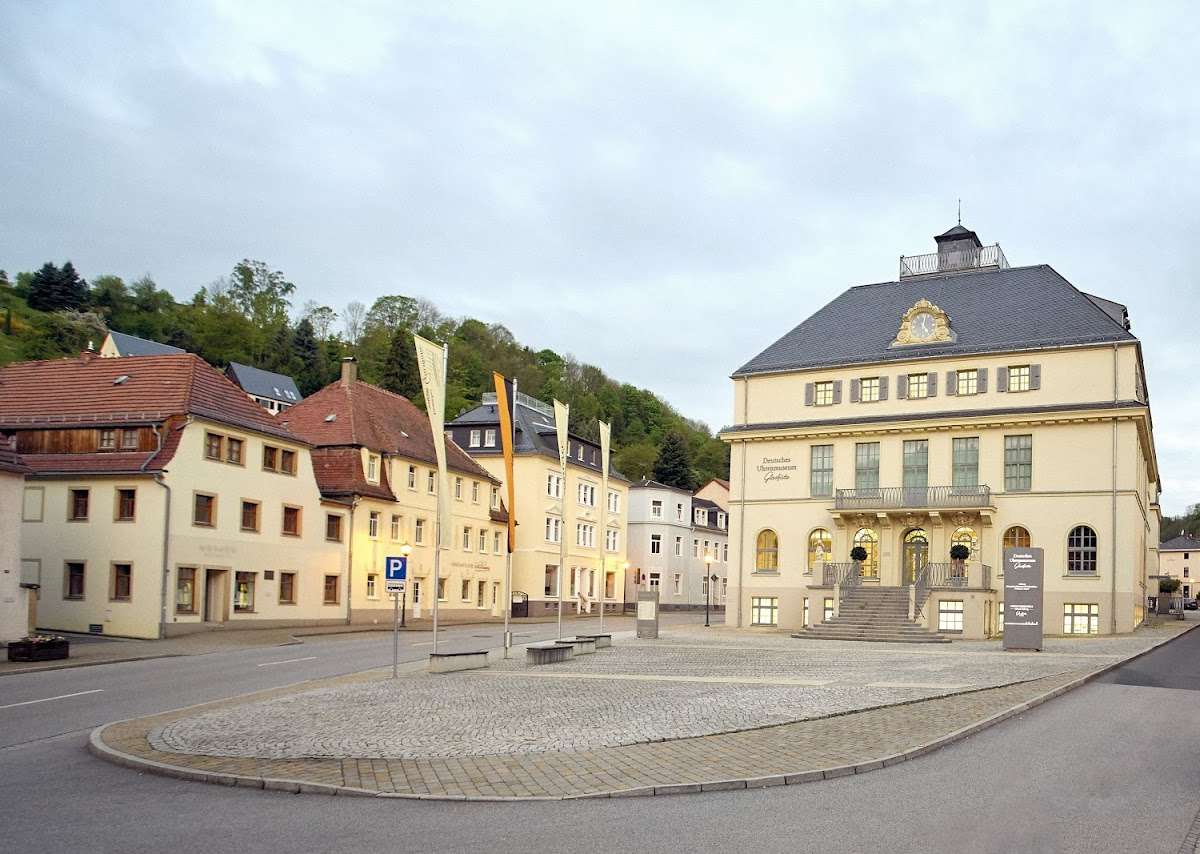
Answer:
top-left (1, 0), bottom-right (1198, 512)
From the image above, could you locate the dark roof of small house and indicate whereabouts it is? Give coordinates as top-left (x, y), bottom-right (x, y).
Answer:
top-left (450, 398), bottom-right (630, 482)
top-left (106, 330), bottom-right (185, 356)
top-left (1159, 535), bottom-right (1200, 552)
top-left (226, 363), bottom-right (302, 404)
top-left (631, 478), bottom-right (691, 494)
top-left (734, 264), bottom-right (1137, 377)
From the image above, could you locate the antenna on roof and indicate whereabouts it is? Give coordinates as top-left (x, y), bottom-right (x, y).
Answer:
top-left (956, 198), bottom-right (962, 226)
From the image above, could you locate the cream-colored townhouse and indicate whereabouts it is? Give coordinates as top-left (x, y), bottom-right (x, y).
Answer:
top-left (1, 352), bottom-right (347, 639)
top-left (449, 391), bottom-right (630, 615)
top-left (1, 440), bottom-right (33, 642)
top-left (281, 359), bottom-right (508, 623)
top-left (694, 478), bottom-right (730, 511)
top-left (721, 225), bottom-right (1161, 639)
top-left (1157, 535), bottom-right (1199, 601)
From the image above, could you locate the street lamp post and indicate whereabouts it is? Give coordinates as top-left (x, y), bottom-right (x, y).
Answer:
top-left (704, 553), bottom-right (715, 627)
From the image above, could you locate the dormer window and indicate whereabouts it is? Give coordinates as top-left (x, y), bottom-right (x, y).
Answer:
top-left (718, 512), bottom-right (726, 529)
top-left (469, 429), bottom-right (481, 448)
top-left (367, 454), bottom-right (379, 482)
top-left (484, 429), bottom-right (496, 447)
top-left (576, 444), bottom-right (584, 461)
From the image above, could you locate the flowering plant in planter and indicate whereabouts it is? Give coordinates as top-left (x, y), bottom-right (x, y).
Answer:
top-left (21, 634), bottom-right (67, 644)
top-left (7, 634), bottom-right (70, 662)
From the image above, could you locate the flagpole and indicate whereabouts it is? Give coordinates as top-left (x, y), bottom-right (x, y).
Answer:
top-left (557, 459), bottom-right (566, 641)
top-left (598, 420), bottom-right (610, 636)
top-left (431, 342), bottom-right (448, 656)
top-left (502, 378), bottom-right (516, 659)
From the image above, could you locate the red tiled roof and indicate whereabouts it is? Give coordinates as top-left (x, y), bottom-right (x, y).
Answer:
top-left (310, 447), bottom-right (395, 500)
top-left (0, 447), bottom-right (28, 475)
top-left (0, 353), bottom-right (298, 443)
top-left (282, 379), bottom-right (497, 484)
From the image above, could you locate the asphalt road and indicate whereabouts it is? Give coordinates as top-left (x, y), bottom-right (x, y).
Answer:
top-left (2, 622), bottom-right (1199, 854)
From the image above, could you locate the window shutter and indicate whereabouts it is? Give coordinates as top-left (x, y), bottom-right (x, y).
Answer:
top-left (997, 367), bottom-right (1009, 392)
top-left (832, 380), bottom-right (843, 404)
top-left (879, 376), bottom-right (889, 400)
top-left (978, 370), bottom-right (988, 393)
top-left (928, 372), bottom-right (938, 397)
top-left (804, 383), bottom-right (814, 406)
top-left (850, 379), bottom-right (860, 403)
top-left (1030, 364), bottom-right (1041, 390)
top-left (946, 371), bottom-right (957, 396)
top-left (896, 375), bottom-right (907, 399)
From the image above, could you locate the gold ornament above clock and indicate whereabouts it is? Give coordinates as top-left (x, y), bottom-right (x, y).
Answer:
top-left (891, 299), bottom-right (955, 347)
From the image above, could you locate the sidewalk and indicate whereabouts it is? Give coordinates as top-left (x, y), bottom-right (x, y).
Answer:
top-left (90, 619), bottom-right (1196, 801)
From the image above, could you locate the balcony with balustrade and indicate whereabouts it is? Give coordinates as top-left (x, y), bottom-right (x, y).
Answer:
top-left (830, 484), bottom-right (996, 528)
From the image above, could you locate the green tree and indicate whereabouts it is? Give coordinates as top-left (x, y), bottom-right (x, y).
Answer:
top-left (292, 318), bottom-right (327, 396)
top-left (227, 260), bottom-right (295, 330)
top-left (28, 261), bottom-right (87, 311)
top-left (653, 431), bottom-right (695, 490)
top-left (380, 327), bottom-right (422, 399)
top-left (613, 441), bottom-right (658, 481)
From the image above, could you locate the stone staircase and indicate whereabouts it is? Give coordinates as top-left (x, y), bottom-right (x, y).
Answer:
top-left (795, 586), bottom-right (950, 643)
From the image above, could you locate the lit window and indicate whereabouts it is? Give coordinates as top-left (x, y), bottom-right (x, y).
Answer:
top-left (234, 572), bottom-right (255, 611)
top-left (176, 567), bottom-right (197, 613)
top-left (823, 597), bottom-right (834, 622)
top-left (1063, 603), bottom-right (1099, 635)
top-left (808, 528), bottom-right (831, 573)
top-left (860, 377), bottom-right (881, 402)
top-left (366, 574), bottom-right (377, 598)
top-left (854, 528), bottom-right (879, 578)
top-left (1003, 526), bottom-right (1031, 549)
top-left (956, 369), bottom-right (979, 395)
top-left (813, 381), bottom-right (834, 406)
top-left (755, 530), bottom-right (778, 571)
top-left (938, 600), bottom-right (964, 632)
top-left (751, 597), bottom-right (779, 626)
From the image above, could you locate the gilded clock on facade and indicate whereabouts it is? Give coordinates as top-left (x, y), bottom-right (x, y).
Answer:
top-left (892, 299), bottom-right (954, 347)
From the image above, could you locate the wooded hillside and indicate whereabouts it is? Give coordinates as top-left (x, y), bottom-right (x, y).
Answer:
top-left (0, 260), bottom-right (729, 486)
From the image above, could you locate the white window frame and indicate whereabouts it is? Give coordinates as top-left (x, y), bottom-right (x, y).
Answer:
top-left (484, 428), bottom-right (496, 447)
top-left (650, 534), bottom-right (662, 555)
top-left (469, 429), bottom-right (481, 448)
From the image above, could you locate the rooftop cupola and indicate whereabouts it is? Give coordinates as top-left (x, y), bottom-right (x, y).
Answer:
top-left (899, 223), bottom-right (1009, 278)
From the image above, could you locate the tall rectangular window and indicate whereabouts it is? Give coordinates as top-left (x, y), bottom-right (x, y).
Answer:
top-left (282, 506), bottom-right (301, 537)
top-left (234, 572), bottom-right (255, 611)
top-left (326, 514), bottom-right (343, 542)
top-left (64, 562), bottom-right (86, 599)
top-left (225, 437), bottom-right (243, 465)
top-left (241, 500), bottom-right (260, 532)
top-left (369, 511), bottom-right (380, 538)
top-left (407, 465), bottom-right (416, 489)
top-left (810, 445), bottom-right (833, 497)
top-left (751, 597), bottom-right (779, 626)
top-left (391, 514), bottom-right (402, 540)
top-left (650, 534), bottom-right (662, 554)
top-left (279, 572), bottom-right (296, 604)
top-left (116, 488), bottom-right (136, 522)
top-left (650, 500), bottom-right (663, 518)
top-left (544, 565), bottom-right (558, 597)
top-left (469, 429), bottom-right (481, 447)
top-left (415, 518), bottom-right (426, 544)
top-left (813, 382), bottom-right (834, 406)
top-left (462, 526), bottom-right (472, 550)
top-left (69, 488), bottom-right (90, 521)
top-left (323, 575), bottom-right (339, 605)
top-left (193, 493), bottom-right (215, 527)
top-left (674, 536), bottom-right (682, 556)
top-left (366, 574), bottom-right (377, 598)
top-left (110, 563), bottom-right (133, 601)
top-left (205, 432), bottom-right (223, 460)
top-left (99, 429), bottom-right (116, 450)
top-left (855, 442), bottom-right (880, 491)
top-left (902, 440), bottom-right (929, 490)
top-left (176, 567), bottom-right (196, 613)
top-left (544, 517), bottom-right (561, 543)
top-left (860, 377), bottom-right (881, 402)
top-left (823, 597), bottom-right (835, 622)
top-left (907, 373), bottom-right (928, 399)
top-left (956, 369), bottom-right (979, 396)
top-left (1004, 435), bottom-right (1033, 491)
top-left (952, 437), bottom-right (979, 488)
top-left (484, 428), bottom-right (496, 446)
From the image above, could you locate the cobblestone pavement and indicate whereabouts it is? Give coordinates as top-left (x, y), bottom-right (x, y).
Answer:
top-left (96, 620), bottom-right (1195, 800)
top-left (150, 641), bottom-right (1097, 759)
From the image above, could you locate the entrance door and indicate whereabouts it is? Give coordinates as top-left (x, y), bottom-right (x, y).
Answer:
top-left (902, 529), bottom-right (929, 586)
top-left (203, 569), bottom-right (229, 623)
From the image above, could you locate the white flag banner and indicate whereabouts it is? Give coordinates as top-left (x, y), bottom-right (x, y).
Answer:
top-left (599, 420), bottom-right (611, 483)
top-left (414, 333), bottom-right (451, 547)
top-left (554, 399), bottom-right (570, 473)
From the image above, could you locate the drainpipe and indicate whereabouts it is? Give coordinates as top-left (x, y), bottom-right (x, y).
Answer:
top-left (144, 423), bottom-right (171, 640)
top-left (1111, 344), bottom-right (1118, 633)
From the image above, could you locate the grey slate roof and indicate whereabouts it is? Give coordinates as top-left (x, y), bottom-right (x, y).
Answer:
top-left (631, 478), bottom-right (691, 494)
top-left (225, 362), bottom-right (303, 404)
top-left (1159, 535), bottom-right (1200, 552)
top-left (734, 264), bottom-right (1137, 377)
top-left (106, 330), bottom-right (185, 356)
top-left (450, 398), bottom-right (629, 482)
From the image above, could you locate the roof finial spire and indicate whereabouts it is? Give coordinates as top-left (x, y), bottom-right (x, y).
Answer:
top-left (957, 198), bottom-right (962, 226)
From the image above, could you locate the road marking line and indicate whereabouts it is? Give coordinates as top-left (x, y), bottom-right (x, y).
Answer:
top-left (255, 656), bottom-right (318, 668)
top-left (411, 642), bottom-right (434, 647)
top-left (0, 689), bottom-right (104, 710)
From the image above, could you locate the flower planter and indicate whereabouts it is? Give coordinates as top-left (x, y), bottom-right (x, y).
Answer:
top-left (7, 638), bottom-right (70, 662)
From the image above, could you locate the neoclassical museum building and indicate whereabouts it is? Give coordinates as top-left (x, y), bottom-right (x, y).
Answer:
top-left (721, 225), bottom-right (1161, 639)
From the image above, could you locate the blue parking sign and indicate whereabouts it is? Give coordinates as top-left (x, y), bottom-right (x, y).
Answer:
top-left (385, 556), bottom-right (407, 581)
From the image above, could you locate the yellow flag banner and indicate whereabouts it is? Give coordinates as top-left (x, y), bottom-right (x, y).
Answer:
top-left (553, 399), bottom-right (569, 473)
top-left (492, 371), bottom-right (517, 552)
top-left (413, 334), bottom-right (451, 548)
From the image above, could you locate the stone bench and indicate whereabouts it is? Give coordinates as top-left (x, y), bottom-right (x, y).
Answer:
top-left (574, 633), bottom-right (612, 649)
top-left (428, 650), bottom-right (489, 673)
top-left (556, 636), bottom-right (597, 655)
top-left (526, 642), bottom-right (575, 665)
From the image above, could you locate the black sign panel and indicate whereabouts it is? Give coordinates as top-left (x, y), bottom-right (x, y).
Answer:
top-left (1003, 546), bottom-right (1044, 651)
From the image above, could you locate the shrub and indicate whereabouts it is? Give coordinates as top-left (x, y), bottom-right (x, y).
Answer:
top-left (1159, 577), bottom-right (1182, 594)
top-left (850, 546), bottom-right (868, 562)
top-left (950, 544), bottom-right (971, 561)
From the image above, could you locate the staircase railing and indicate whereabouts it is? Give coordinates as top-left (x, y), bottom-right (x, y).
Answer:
top-left (913, 561), bottom-right (994, 618)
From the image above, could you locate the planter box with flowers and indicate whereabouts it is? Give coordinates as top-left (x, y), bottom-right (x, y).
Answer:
top-left (7, 635), bottom-right (70, 662)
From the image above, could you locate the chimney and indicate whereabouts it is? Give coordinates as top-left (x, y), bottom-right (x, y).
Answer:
top-left (340, 356), bottom-right (358, 387)
top-left (340, 355), bottom-right (357, 388)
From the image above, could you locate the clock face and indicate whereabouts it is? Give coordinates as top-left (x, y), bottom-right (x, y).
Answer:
top-left (911, 312), bottom-right (935, 340)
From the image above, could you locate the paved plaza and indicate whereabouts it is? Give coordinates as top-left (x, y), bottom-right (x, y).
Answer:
top-left (96, 620), bottom-right (1196, 800)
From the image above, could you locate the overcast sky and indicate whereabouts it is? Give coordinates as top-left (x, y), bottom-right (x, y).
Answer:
top-left (2, 2), bottom-right (1198, 513)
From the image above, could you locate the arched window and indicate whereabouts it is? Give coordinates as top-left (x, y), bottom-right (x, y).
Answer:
top-left (808, 528), bottom-right (832, 572)
top-left (756, 529), bottom-right (779, 572)
top-left (951, 526), bottom-right (978, 560)
top-left (853, 528), bottom-right (879, 578)
top-left (1067, 526), bottom-right (1097, 574)
top-left (1003, 526), bottom-right (1031, 549)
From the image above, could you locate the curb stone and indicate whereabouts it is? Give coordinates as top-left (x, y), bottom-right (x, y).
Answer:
top-left (88, 621), bottom-right (1198, 801)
